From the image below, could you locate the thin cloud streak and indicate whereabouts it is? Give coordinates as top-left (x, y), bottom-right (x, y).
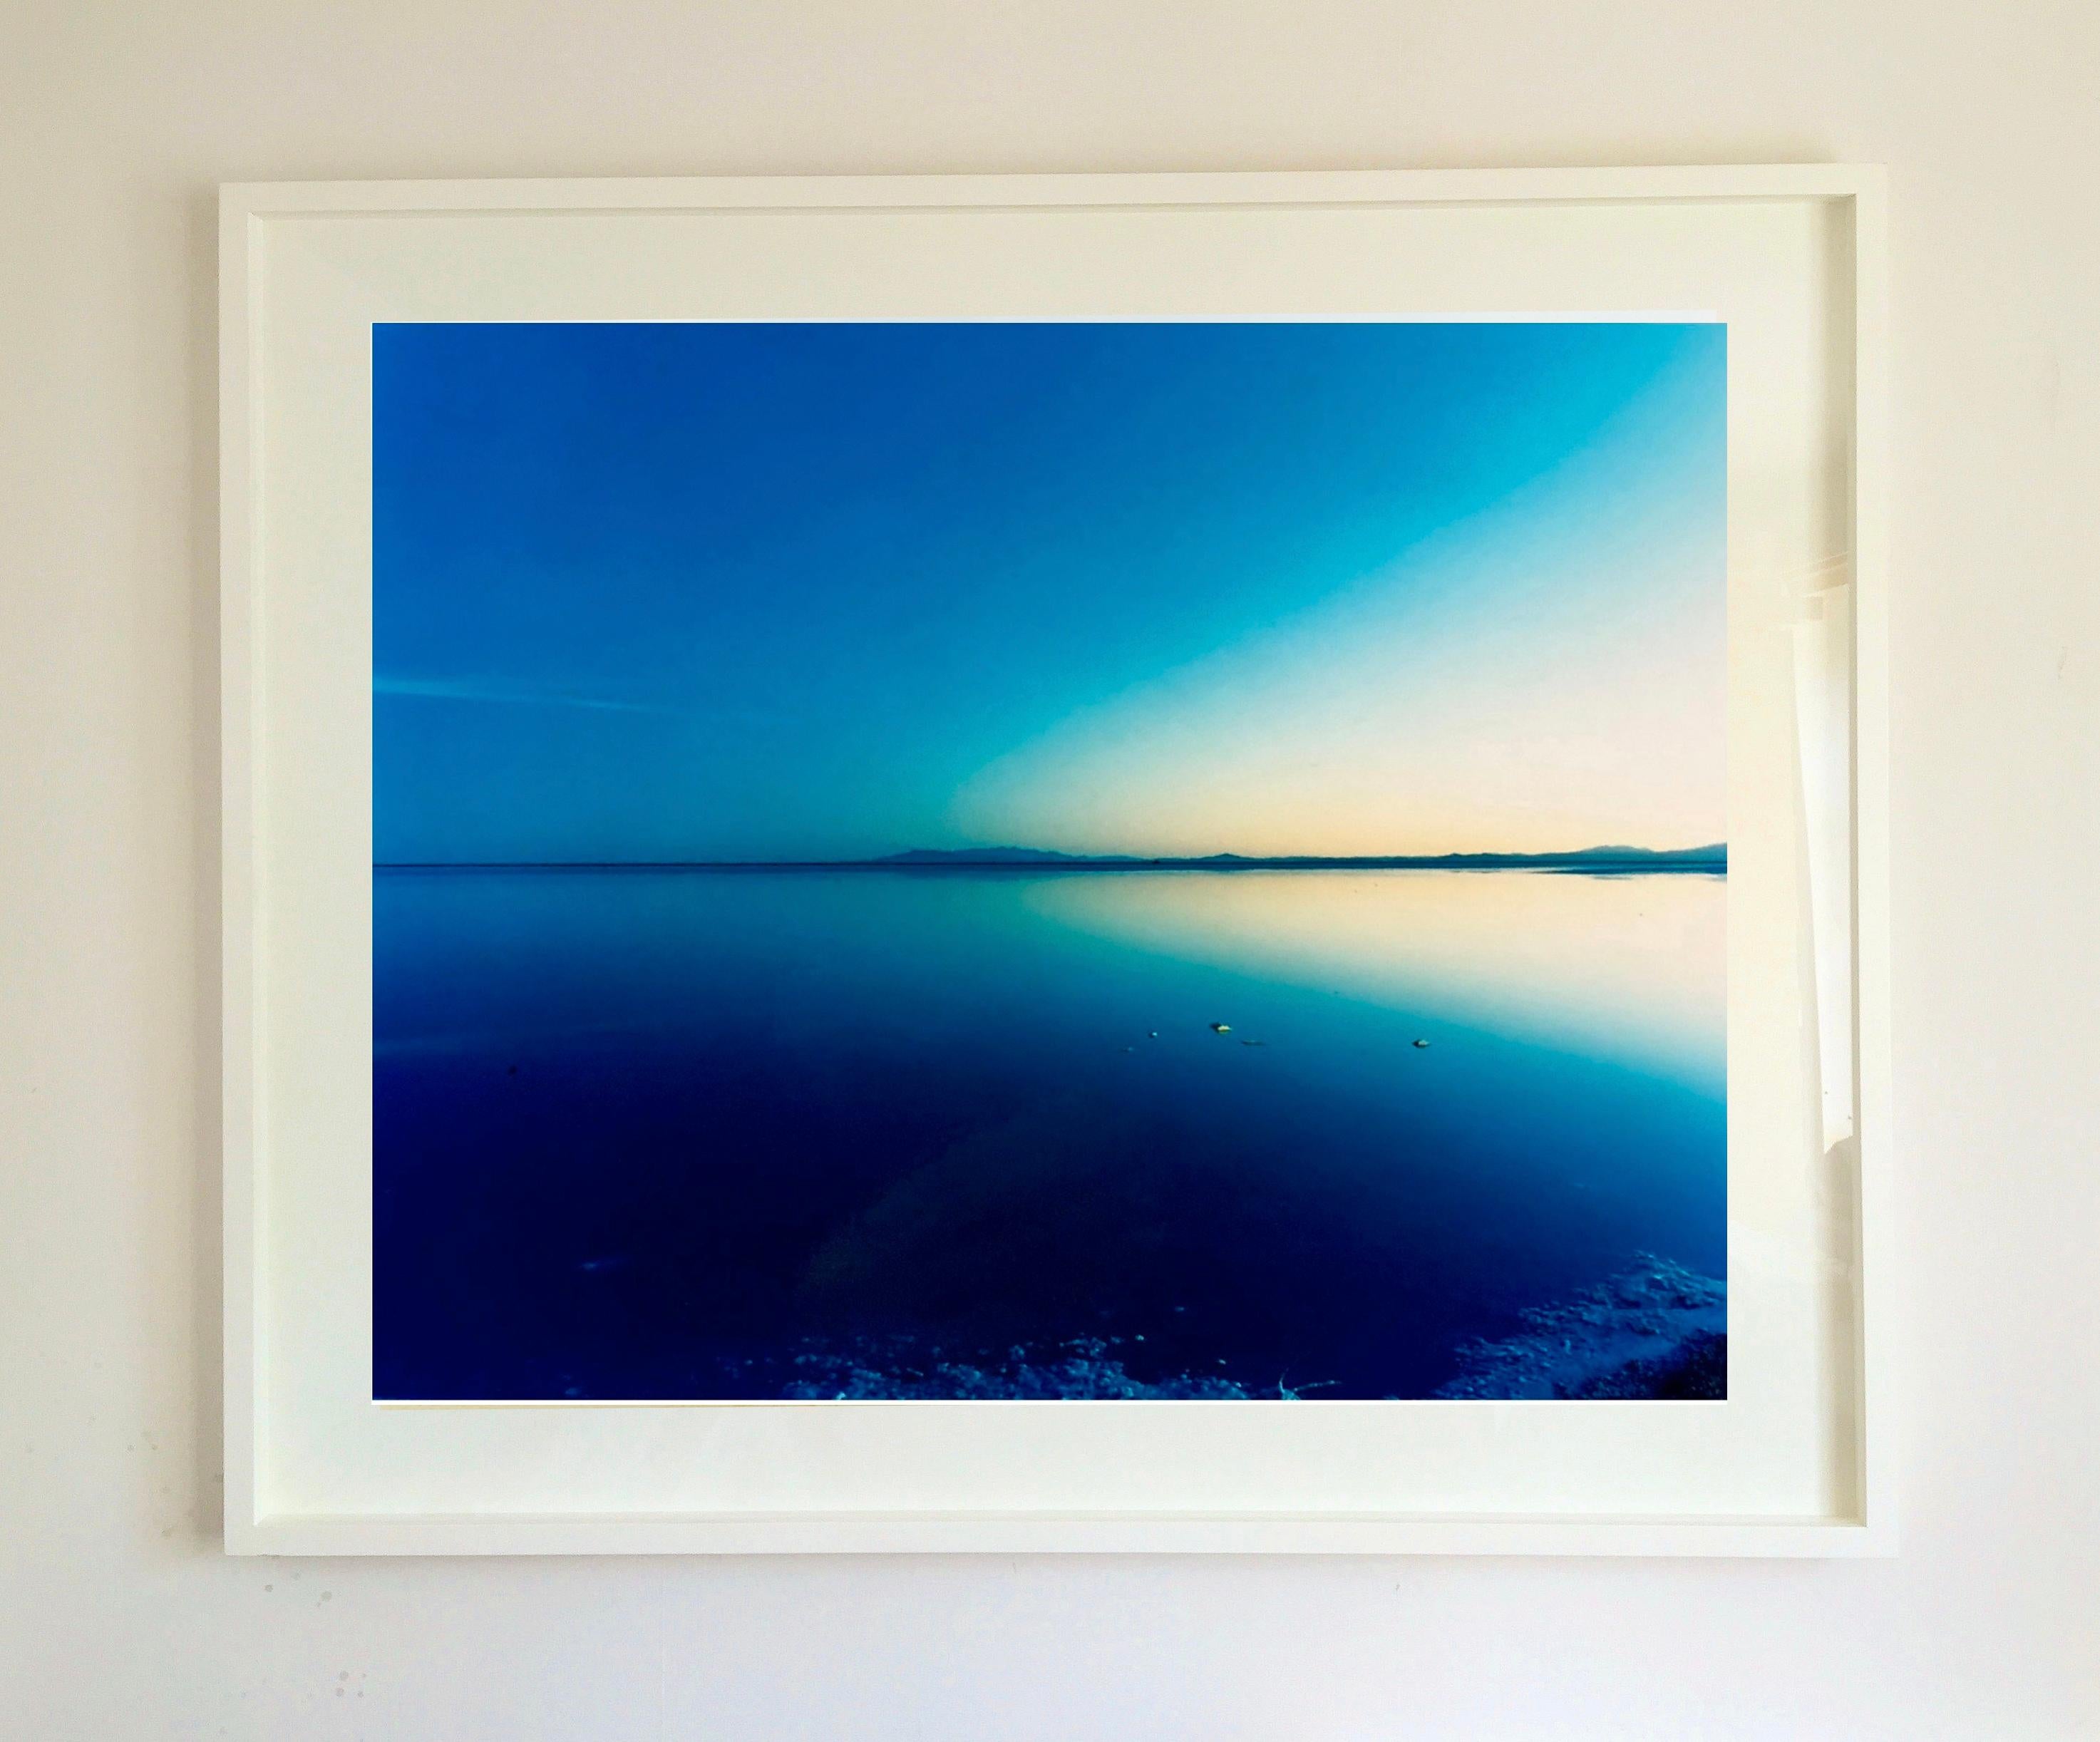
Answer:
top-left (375, 675), bottom-right (671, 714)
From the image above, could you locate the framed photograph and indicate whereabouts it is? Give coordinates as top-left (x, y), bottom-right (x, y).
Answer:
top-left (221, 165), bottom-right (1890, 1555)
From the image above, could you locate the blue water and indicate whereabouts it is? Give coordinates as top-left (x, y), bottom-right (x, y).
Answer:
top-left (374, 866), bottom-right (1725, 1400)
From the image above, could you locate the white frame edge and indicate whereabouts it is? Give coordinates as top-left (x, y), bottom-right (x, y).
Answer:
top-left (220, 186), bottom-right (265, 1558)
top-left (220, 164), bottom-right (1893, 1557)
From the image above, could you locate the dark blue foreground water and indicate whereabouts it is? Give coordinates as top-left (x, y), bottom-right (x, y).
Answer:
top-left (374, 866), bottom-right (1725, 1400)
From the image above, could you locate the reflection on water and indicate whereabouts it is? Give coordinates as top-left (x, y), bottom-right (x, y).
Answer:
top-left (1026, 867), bottom-right (1724, 1093)
top-left (374, 867), bottom-right (1725, 1401)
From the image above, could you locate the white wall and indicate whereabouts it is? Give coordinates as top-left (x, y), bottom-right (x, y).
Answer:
top-left (3, 2), bottom-right (2095, 1735)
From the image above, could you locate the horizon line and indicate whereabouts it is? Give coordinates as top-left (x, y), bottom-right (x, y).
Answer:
top-left (374, 842), bottom-right (1727, 872)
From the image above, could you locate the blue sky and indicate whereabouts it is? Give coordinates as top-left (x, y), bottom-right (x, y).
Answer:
top-left (374, 321), bottom-right (1724, 863)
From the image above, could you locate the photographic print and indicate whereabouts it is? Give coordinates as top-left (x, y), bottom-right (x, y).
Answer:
top-left (374, 319), bottom-right (1726, 1403)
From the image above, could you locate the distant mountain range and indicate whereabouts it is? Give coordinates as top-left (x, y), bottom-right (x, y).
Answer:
top-left (379, 843), bottom-right (1726, 873)
top-left (876, 844), bottom-right (1726, 871)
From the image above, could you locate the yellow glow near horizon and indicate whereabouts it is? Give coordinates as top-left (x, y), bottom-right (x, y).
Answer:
top-left (952, 485), bottom-right (1726, 859)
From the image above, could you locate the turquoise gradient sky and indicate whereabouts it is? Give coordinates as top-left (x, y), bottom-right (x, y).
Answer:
top-left (374, 321), bottom-right (1724, 864)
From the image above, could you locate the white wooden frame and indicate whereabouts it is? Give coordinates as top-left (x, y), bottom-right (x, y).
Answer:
top-left (222, 165), bottom-right (1890, 1556)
